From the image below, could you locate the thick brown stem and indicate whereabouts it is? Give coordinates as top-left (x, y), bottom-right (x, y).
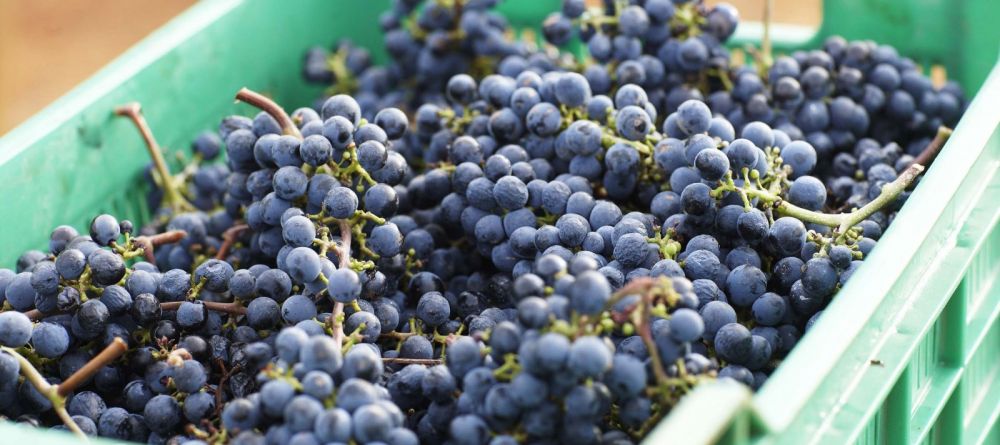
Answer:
top-left (214, 358), bottom-right (239, 418)
top-left (380, 331), bottom-right (416, 340)
top-left (912, 126), bottom-right (953, 168)
top-left (160, 301), bottom-right (247, 316)
top-left (215, 224), bottom-right (249, 260)
top-left (134, 230), bottom-right (187, 264)
top-left (114, 103), bottom-right (190, 212)
top-left (147, 230), bottom-right (188, 246)
top-left (234, 88), bottom-right (302, 139)
top-left (57, 337), bottom-right (127, 397)
top-left (24, 309), bottom-right (44, 321)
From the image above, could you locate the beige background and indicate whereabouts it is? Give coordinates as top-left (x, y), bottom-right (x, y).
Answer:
top-left (0, 0), bottom-right (820, 134)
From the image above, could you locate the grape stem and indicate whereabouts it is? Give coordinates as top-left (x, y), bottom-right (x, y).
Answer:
top-left (635, 297), bottom-right (670, 385)
top-left (380, 331), bottom-right (415, 340)
top-left (159, 300), bottom-right (247, 316)
top-left (234, 88), bottom-right (302, 139)
top-left (54, 404), bottom-right (87, 441)
top-left (603, 276), bottom-right (698, 408)
top-left (133, 230), bottom-right (187, 264)
top-left (911, 126), bottom-right (953, 168)
top-left (0, 340), bottom-right (131, 442)
top-left (601, 277), bottom-right (671, 384)
top-left (603, 276), bottom-right (656, 311)
top-left (838, 163), bottom-right (924, 237)
top-left (0, 347), bottom-right (87, 441)
top-left (24, 309), bottom-right (43, 321)
top-left (58, 337), bottom-right (128, 397)
top-left (114, 103), bottom-right (193, 214)
top-left (215, 224), bottom-right (249, 260)
top-left (713, 163), bottom-right (925, 236)
top-left (329, 219), bottom-right (353, 347)
top-left (325, 45), bottom-right (359, 96)
top-left (213, 358), bottom-right (239, 418)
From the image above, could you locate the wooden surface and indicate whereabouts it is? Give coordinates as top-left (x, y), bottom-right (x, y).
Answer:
top-left (0, 0), bottom-right (195, 134)
top-left (0, 0), bottom-right (819, 135)
top-left (707, 0), bottom-right (820, 26)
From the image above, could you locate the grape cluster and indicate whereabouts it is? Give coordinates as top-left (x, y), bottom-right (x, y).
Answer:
top-left (303, 0), bottom-right (538, 117)
top-left (0, 0), bottom-right (963, 444)
top-left (546, 0), bottom-right (737, 99)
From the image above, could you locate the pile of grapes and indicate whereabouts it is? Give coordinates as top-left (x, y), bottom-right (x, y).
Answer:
top-left (0, 1), bottom-right (963, 444)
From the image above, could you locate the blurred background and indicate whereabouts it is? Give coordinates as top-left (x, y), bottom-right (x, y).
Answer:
top-left (0, 0), bottom-right (820, 134)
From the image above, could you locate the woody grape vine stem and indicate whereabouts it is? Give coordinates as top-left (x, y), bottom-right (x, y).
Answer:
top-left (234, 88), bottom-right (302, 139)
top-left (235, 87), bottom-right (357, 349)
top-left (1, 337), bottom-right (127, 441)
top-left (114, 103), bottom-right (193, 214)
top-left (133, 230), bottom-right (188, 264)
top-left (215, 224), bottom-right (250, 260)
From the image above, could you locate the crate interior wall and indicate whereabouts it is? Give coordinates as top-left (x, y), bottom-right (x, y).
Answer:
top-left (0, 0), bottom-right (998, 444)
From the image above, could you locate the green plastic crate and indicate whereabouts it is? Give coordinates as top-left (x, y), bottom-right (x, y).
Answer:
top-left (0, 0), bottom-right (998, 443)
top-left (650, 1), bottom-right (1000, 444)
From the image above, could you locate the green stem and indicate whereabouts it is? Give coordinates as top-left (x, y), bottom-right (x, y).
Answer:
top-left (713, 163), bottom-right (924, 231)
top-left (54, 404), bottom-right (87, 441)
top-left (339, 144), bottom-right (377, 187)
top-left (648, 230), bottom-right (681, 260)
top-left (353, 210), bottom-right (386, 225)
top-left (492, 353), bottom-right (521, 381)
top-left (325, 46), bottom-right (359, 95)
top-left (835, 164), bottom-right (924, 236)
top-left (772, 197), bottom-right (846, 226)
top-left (187, 277), bottom-right (208, 301)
